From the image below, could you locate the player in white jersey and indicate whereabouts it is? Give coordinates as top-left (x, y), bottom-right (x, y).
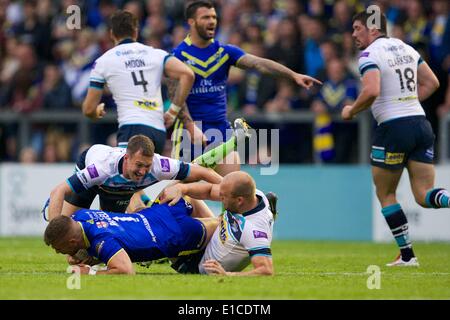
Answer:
top-left (47, 135), bottom-right (222, 221)
top-left (81, 10), bottom-right (195, 153)
top-left (342, 10), bottom-right (450, 267)
top-left (159, 171), bottom-right (277, 276)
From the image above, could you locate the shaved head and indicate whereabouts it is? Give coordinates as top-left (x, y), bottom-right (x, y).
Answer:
top-left (222, 171), bottom-right (256, 198)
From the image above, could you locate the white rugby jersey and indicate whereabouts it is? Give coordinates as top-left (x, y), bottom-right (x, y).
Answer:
top-left (67, 144), bottom-right (190, 195)
top-left (198, 189), bottom-right (274, 274)
top-left (358, 37), bottom-right (425, 124)
top-left (90, 40), bottom-right (171, 131)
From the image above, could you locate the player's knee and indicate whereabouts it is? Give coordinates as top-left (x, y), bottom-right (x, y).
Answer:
top-left (414, 195), bottom-right (428, 208)
top-left (412, 189), bottom-right (429, 208)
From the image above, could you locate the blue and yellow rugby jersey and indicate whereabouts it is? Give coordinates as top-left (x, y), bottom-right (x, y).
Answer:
top-left (72, 200), bottom-right (206, 264)
top-left (172, 36), bottom-right (246, 122)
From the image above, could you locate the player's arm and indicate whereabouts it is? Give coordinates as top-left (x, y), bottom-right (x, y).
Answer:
top-left (202, 256), bottom-right (274, 276)
top-left (48, 181), bottom-right (74, 221)
top-left (82, 88), bottom-right (106, 120)
top-left (163, 77), bottom-right (193, 124)
top-left (341, 69), bottom-right (380, 120)
top-left (417, 61), bottom-right (440, 101)
top-left (236, 54), bottom-right (322, 89)
top-left (163, 77), bottom-right (206, 144)
top-left (159, 182), bottom-right (220, 206)
top-left (75, 249), bottom-right (135, 275)
top-left (163, 57), bottom-right (195, 125)
top-left (182, 164), bottom-right (223, 184)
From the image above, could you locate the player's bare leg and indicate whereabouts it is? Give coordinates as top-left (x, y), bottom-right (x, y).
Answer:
top-left (196, 217), bottom-right (220, 247)
top-left (408, 160), bottom-right (450, 209)
top-left (214, 151), bottom-right (241, 176)
top-left (192, 118), bottom-right (251, 176)
top-left (407, 160), bottom-right (435, 207)
top-left (189, 197), bottom-right (215, 218)
top-left (373, 166), bottom-right (419, 266)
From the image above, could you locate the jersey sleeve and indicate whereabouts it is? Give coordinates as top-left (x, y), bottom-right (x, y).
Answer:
top-left (67, 163), bottom-right (109, 193)
top-left (90, 235), bottom-right (124, 265)
top-left (151, 154), bottom-right (190, 181)
top-left (358, 51), bottom-right (379, 77)
top-left (224, 44), bottom-right (246, 66)
top-left (153, 48), bottom-right (172, 74)
top-left (89, 56), bottom-right (106, 90)
top-left (240, 221), bottom-right (272, 258)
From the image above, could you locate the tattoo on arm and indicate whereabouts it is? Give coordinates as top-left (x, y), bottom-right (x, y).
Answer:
top-left (162, 77), bottom-right (193, 125)
top-left (236, 54), bottom-right (295, 80)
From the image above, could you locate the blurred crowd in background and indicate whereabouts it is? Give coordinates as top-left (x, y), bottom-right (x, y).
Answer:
top-left (0, 0), bottom-right (449, 164)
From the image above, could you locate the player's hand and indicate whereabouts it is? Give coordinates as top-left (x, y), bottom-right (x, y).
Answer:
top-left (159, 185), bottom-right (183, 206)
top-left (69, 264), bottom-right (91, 275)
top-left (341, 105), bottom-right (354, 120)
top-left (202, 260), bottom-right (227, 275)
top-left (95, 103), bottom-right (106, 119)
top-left (293, 74), bottom-right (322, 90)
top-left (67, 255), bottom-right (82, 265)
top-left (186, 122), bottom-right (207, 146)
top-left (164, 111), bottom-right (176, 128)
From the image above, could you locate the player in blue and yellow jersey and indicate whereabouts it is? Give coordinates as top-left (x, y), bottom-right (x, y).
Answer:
top-left (44, 198), bottom-right (218, 275)
top-left (168, 1), bottom-right (322, 176)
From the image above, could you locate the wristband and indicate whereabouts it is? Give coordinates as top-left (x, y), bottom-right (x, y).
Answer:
top-left (166, 103), bottom-right (181, 119)
top-left (169, 103), bottom-right (182, 113)
top-left (88, 266), bottom-right (97, 275)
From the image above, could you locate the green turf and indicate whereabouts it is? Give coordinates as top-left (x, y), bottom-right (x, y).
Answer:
top-left (0, 237), bottom-right (449, 299)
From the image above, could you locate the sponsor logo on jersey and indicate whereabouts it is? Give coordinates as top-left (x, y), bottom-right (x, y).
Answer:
top-left (96, 221), bottom-right (109, 228)
top-left (78, 172), bottom-right (89, 184)
top-left (425, 147), bottom-right (434, 159)
top-left (87, 164), bottom-right (99, 179)
top-left (96, 240), bottom-right (105, 254)
top-left (385, 152), bottom-right (405, 165)
top-left (219, 217), bottom-right (227, 244)
top-left (160, 159), bottom-right (170, 172)
top-left (360, 51), bottom-right (370, 58)
top-left (133, 100), bottom-right (158, 111)
top-left (253, 230), bottom-right (268, 239)
top-left (116, 49), bottom-right (147, 56)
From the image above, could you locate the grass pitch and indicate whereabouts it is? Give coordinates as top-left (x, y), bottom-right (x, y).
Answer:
top-left (0, 237), bottom-right (449, 300)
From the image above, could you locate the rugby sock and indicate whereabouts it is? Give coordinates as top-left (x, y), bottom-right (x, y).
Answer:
top-left (425, 188), bottom-right (450, 208)
top-left (381, 203), bottom-right (415, 261)
top-left (192, 136), bottom-right (237, 169)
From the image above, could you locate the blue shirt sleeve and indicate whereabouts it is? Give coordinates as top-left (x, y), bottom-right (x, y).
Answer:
top-left (90, 235), bottom-right (124, 265)
top-left (225, 44), bottom-right (246, 66)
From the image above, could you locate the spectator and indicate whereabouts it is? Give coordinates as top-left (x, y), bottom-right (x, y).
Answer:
top-left (40, 64), bottom-right (73, 110)
top-left (19, 146), bottom-right (38, 163)
top-left (311, 58), bottom-right (358, 163)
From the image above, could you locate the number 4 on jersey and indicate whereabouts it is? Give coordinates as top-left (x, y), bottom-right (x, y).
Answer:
top-left (132, 70), bottom-right (148, 93)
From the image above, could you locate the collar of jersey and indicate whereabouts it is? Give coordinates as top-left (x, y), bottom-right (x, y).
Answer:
top-left (242, 195), bottom-right (266, 217)
top-left (78, 222), bottom-right (91, 248)
top-left (372, 35), bottom-right (389, 44)
top-left (183, 34), bottom-right (214, 47)
top-left (118, 155), bottom-right (125, 175)
top-left (117, 38), bottom-right (135, 46)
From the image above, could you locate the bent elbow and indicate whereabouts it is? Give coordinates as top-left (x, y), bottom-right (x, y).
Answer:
top-left (433, 78), bottom-right (440, 91)
top-left (260, 266), bottom-right (274, 276)
top-left (118, 267), bottom-right (135, 275)
top-left (184, 68), bottom-right (195, 82)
